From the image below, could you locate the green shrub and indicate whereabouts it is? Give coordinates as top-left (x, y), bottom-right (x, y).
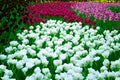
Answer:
top-left (0, 1), bottom-right (27, 53)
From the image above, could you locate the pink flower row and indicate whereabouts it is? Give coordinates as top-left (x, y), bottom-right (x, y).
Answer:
top-left (72, 2), bottom-right (120, 21)
top-left (21, 2), bottom-right (96, 25)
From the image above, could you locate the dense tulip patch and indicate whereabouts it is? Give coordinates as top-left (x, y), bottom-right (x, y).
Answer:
top-left (72, 2), bottom-right (120, 21)
top-left (0, 20), bottom-right (120, 80)
top-left (21, 2), bottom-right (96, 25)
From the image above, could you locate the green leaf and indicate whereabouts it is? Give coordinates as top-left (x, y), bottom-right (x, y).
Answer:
top-left (2, 4), bottom-right (5, 10)
top-left (0, 68), bottom-right (3, 76)
top-left (0, 23), bottom-right (2, 28)
top-left (1, 17), bottom-right (7, 23)
top-left (10, 14), bottom-right (14, 19)
top-left (0, 11), bottom-right (2, 15)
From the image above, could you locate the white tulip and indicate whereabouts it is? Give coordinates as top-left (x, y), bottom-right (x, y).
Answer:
top-left (41, 57), bottom-right (48, 66)
top-left (0, 54), bottom-right (7, 60)
top-left (54, 60), bottom-right (62, 66)
top-left (63, 63), bottom-right (74, 71)
top-left (100, 66), bottom-right (108, 72)
top-left (29, 26), bottom-right (34, 29)
top-left (55, 74), bottom-right (61, 80)
top-left (59, 54), bottom-right (67, 60)
top-left (111, 60), bottom-right (120, 71)
top-left (102, 50), bottom-right (110, 58)
top-left (115, 77), bottom-right (120, 80)
top-left (25, 76), bottom-right (35, 80)
top-left (65, 74), bottom-right (73, 80)
top-left (0, 65), bottom-right (6, 71)
top-left (10, 79), bottom-right (16, 80)
top-left (35, 73), bottom-right (44, 80)
top-left (27, 48), bottom-right (36, 57)
top-left (22, 67), bottom-right (28, 73)
top-left (96, 27), bottom-right (100, 30)
top-left (72, 72), bottom-right (84, 80)
top-left (86, 73), bottom-right (97, 80)
top-left (7, 59), bottom-right (17, 64)
top-left (26, 62), bottom-right (34, 69)
top-left (103, 59), bottom-right (110, 67)
top-left (10, 41), bottom-right (18, 46)
top-left (34, 67), bottom-right (41, 73)
top-left (42, 68), bottom-right (50, 74)
top-left (55, 65), bottom-right (63, 73)
top-left (47, 41), bottom-right (53, 47)
top-left (73, 67), bottom-right (83, 73)
top-left (34, 59), bottom-right (41, 65)
top-left (1, 75), bottom-right (10, 80)
top-left (4, 70), bottom-right (13, 77)
top-left (16, 61), bottom-right (24, 69)
top-left (5, 46), bottom-right (13, 53)
top-left (94, 57), bottom-right (100, 61)
top-left (22, 39), bottom-right (29, 44)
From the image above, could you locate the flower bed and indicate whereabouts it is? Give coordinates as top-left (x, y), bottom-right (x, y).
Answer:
top-left (0, 20), bottom-right (120, 80)
top-left (72, 2), bottom-right (120, 31)
top-left (21, 2), bottom-right (96, 25)
top-left (72, 2), bottom-right (120, 21)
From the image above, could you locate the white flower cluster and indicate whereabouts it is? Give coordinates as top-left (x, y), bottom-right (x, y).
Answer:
top-left (1, 20), bottom-right (120, 80)
top-left (55, 63), bottom-right (84, 80)
top-left (0, 65), bottom-right (15, 80)
top-left (25, 67), bottom-right (51, 80)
